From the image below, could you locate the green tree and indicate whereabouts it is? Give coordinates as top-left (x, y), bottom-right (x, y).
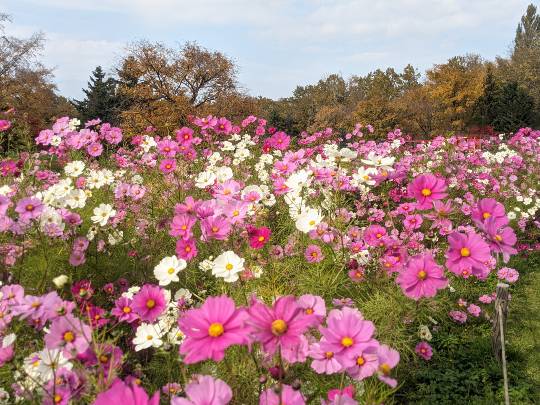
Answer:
top-left (492, 81), bottom-right (534, 132)
top-left (471, 65), bottom-right (501, 127)
top-left (72, 66), bottom-right (121, 125)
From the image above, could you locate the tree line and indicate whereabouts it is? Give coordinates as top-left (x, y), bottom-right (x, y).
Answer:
top-left (1, 4), bottom-right (539, 147)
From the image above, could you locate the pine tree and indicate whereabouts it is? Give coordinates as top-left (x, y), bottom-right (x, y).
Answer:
top-left (72, 66), bottom-right (121, 125)
top-left (472, 66), bottom-right (500, 127)
top-left (492, 82), bottom-right (534, 133)
top-left (514, 4), bottom-right (540, 51)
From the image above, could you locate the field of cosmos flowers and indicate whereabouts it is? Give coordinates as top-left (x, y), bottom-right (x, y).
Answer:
top-left (0, 114), bottom-right (539, 404)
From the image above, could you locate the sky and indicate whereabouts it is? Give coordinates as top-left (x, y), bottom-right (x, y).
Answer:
top-left (1, 0), bottom-right (534, 100)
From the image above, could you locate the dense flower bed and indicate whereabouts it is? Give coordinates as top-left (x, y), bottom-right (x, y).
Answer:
top-left (0, 115), bottom-right (539, 404)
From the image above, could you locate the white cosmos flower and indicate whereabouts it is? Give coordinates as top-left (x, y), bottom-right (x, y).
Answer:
top-left (352, 167), bottom-right (378, 187)
top-left (174, 288), bottom-right (193, 303)
top-left (361, 152), bottom-right (395, 170)
top-left (66, 189), bottom-right (87, 209)
top-left (91, 203), bottom-right (116, 226)
top-left (64, 161), bottom-right (85, 177)
top-left (195, 171), bottom-right (216, 188)
top-left (154, 256), bottom-right (187, 286)
top-left (215, 166), bottom-right (233, 183)
top-left (295, 208), bottom-right (323, 233)
top-left (133, 323), bottom-right (163, 351)
top-left (36, 348), bottom-right (72, 381)
top-left (212, 251), bottom-right (244, 283)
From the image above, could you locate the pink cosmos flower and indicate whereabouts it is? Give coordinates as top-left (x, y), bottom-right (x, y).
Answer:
top-left (403, 214), bottom-right (423, 230)
top-left (449, 310), bottom-right (467, 323)
top-left (159, 158), bottom-right (177, 174)
top-left (175, 127), bottom-right (194, 144)
top-left (396, 253), bottom-right (448, 300)
top-left (179, 295), bottom-right (249, 364)
top-left (415, 341), bottom-right (433, 360)
top-left (247, 295), bottom-right (311, 355)
top-left (214, 117), bottom-right (232, 134)
top-left (201, 216), bottom-right (231, 241)
top-left (309, 340), bottom-right (344, 374)
top-left (111, 297), bottom-right (138, 323)
top-left (479, 294), bottom-right (493, 304)
top-left (305, 244), bottom-right (324, 263)
top-left (0, 334), bottom-right (15, 366)
top-left (497, 267), bottom-right (519, 283)
top-left (86, 142), bottom-right (103, 157)
top-left (363, 225), bottom-right (387, 247)
top-left (483, 217), bottom-right (517, 263)
top-left (176, 238), bottom-right (198, 261)
top-left (408, 173), bottom-right (447, 209)
top-left (346, 341), bottom-right (380, 381)
top-left (467, 304), bottom-right (481, 317)
top-left (132, 285), bottom-right (166, 323)
top-left (93, 379), bottom-right (159, 405)
top-left (471, 198), bottom-right (507, 226)
top-left (319, 307), bottom-right (376, 366)
top-left (170, 214), bottom-right (196, 239)
top-left (445, 232), bottom-right (492, 279)
top-left (44, 314), bottom-right (92, 358)
top-left (248, 226), bottom-right (271, 249)
top-left (268, 131), bottom-right (291, 151)
top-left (376, 344), bottom-right (400, 388)
top-left (15, 197), bottom-right (43, 221)
top-left (157, 139), bottom-right (178, 157)
top-left (260, 384), bottom-right (305, 405)
top-left (297, 294), bottom-right (326, 327)
top-left (171, 375), bottom-right (232, 405)
top-left (0, 120), bottom-right (11, 132)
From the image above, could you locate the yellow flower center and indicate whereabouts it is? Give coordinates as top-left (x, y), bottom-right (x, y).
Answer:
top-left (376, 233), bottom-right (382, 239)
top-left (417, 270), bottom-right (427, 280)
top-left (225, 263), bottom-right (233, 271)
top-left (421, 188), bottom-right (432, 197)
top-left (54, 394), bottom-right (62, 404)
top-left (325, 351), bottom-right (334, 359)
top-left (63, 331), bottom-right (75, 343)
top-left (146, 299), bottom-right (156, 309)
top-left (482, 212), bottom-right (491, 219)
top-left (99, 354), bottom-right (109, 363)
top-left (380, 363), bottom-right (391, 375)
top-left (305, 308), bottom-right (314, 315)
top-left (233, 210), bottom-right (239, 216)
top-left (460, 247), bottom-right (471, 257)
top-left (212, 226), bottom-right (219, 233)
top-left (26, 204), bottom-right (34, 211)
top-left (208, 322), bottom-right (225, 337)
top-left (258, 236), bottom-right (265, 242)
top-left (356, 356), bottom-right (365, 366)
top-left (341, 336), bottom-right (354, 347)
top-left (309, 220), bottom-right (316, 226)
top-left (271, 319), bottom-right (288, 336)
top-left (495, 234), bottom-right (502, 241)
top-left (146, 335), bottom-right (153, 340)
top-left (123, 306), bottom-right (131, 314)
top-left (167, 267), bottom-right (175, 274)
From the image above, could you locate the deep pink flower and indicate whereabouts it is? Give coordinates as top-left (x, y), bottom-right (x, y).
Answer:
top-left (396, 253), bottom-right (448, 300)
top-left (363, 225), bottom-right (387, 247)
top-left (0, 120), bottom-right (11, 132)
top-left (93, 379), bottom-right (159, 405)
top-left (201, 216), bottom-right (231, 241)
top-left (179, 295), bottom-right (249, 364)
top-left (260, 384), bottom-right (305, 405)
top-left (268, 131), bottom-right (291, 151)
top-left (44, 314), bottom-right (92, 358)
top-left (408, 173), bottom-right (447, 209)
top-left (305, 244), bottom-right (324, 263)
top-left (170, 214), bottom-right (196, 239)
top-left (403, 214), bottom-right (423, 230)
top-left (483, 217), bottom-right (517, 263)
top-left (319, 307), bottom-right (376, 366)
top-left (111, 296), bottom-right (138, 323)
top-left (247, 296), bottom-right (311, 355)
top-left (415, 341), bottom-right (433, 360)
top-left (446, 232), bottom-right (492, 279)
top-left (132, 285), bottom-right (166, 323)
top-left (214, 117), bottom-right (232, 134)
top-left (159, 158), bottom-right (177, 174)
top-left (497, 267), bottom-right (519, 283)
top-left (157, 139), bottom-right (178, 157)
top-left (471, 198), bottom-right (507, 227)
top-left (176, 238), bottom-right (198, 261)
top-left (467, 303), bottom-right (481, 317)
top-left (248, 226), bottom-right (271, 249)
top-left (171, 375), bottom-right (232, 405)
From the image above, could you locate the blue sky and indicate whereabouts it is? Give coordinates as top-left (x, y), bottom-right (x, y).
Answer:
top-left (1, 0), bottom-right (534, 100)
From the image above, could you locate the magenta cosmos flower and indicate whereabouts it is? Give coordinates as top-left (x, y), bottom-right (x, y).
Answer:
top-left (484, 217), bottom-right (517, 263)
top-left (159, 158), bottom-right (177, 174)
top-left (0, 120), bottom-right (11, 132)
top-left (471, 198), bottom-right (507, 226)
top-left (132, 285), bottom-right (166, 323)
top-left (247, 226), bottom-right (271, 249)
top-left (93, 379), bottom-right (159, 405)
top-left (260, 384), bottom-right (305, 405)
top-left (44, 314), bottom-right (92, 358)
top-left (297, 294), bottom-right (326, 327)
top-left (305, 244), bottom-right (324, 263)
top-left (171, 375), bottom-right (232, 405)
top-left (396, 253), bottom-right (448, 300)
top-left (408, 173), bottom-right (447, 210)
top-left (247, 295), bottom-right (311, 355)
top-left (445, 232), bottom-right (491, 279)
top-left (415, 341), bottom-right (433, 360)
top-left (179, 295), bottom-right (250, 364)
top-left (346, 341), bottom-right (380, 381)
top-left (319, 307), bottom-right (376, 366)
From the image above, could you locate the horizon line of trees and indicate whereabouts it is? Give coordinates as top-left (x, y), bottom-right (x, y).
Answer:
top-left (2, 4), bottom-right (540, 150)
